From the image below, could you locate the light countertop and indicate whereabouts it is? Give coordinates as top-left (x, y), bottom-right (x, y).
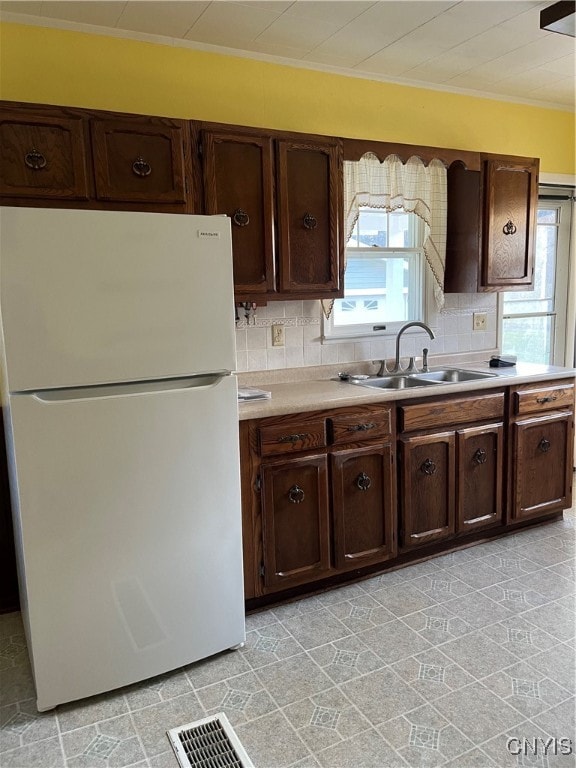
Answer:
top-left (237, 362), bottom-right (576, 421)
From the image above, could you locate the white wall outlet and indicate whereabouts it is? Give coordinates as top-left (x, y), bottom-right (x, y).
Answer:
top-left (473, 312), bottom-right (487, 331)
top-left (272, 324), bottom-right (285, 347)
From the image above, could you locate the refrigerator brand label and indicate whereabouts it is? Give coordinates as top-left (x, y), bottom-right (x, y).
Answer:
top-left (198, 230), bottom-right (221, 239)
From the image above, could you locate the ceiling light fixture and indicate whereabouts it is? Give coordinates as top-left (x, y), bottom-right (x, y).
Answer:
top-left (540, 0), bottom-right (575, 37)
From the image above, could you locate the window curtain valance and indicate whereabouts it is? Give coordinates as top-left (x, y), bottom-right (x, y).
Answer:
top-left (344, 152), bottom-right (448, 309)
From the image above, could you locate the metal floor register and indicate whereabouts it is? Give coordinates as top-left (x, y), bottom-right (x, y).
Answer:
top-left (167, 713), bottom-right (255, 768)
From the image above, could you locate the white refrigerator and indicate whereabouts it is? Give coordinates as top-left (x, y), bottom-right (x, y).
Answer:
top-left (0, 207), bottom-right (245, 711)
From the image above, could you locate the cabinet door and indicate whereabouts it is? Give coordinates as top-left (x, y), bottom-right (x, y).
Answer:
top-left (400, 432), bottom-right (456, 548)
top-left (444, 162), bottom-right (482, 293)
top-left (202, 131), bottom-right (275, 297)
top-left (511, 411), bottom-right (573, 521)
top-left (261, 454), bottom-right (331, 591)
top-left (0, 111), bottom-right (89, 200)
top-left (482, 156), bottom-right (538, 289)
top-left (91, 119), bottom-right (188, 204)
top-left (276, 139), bottom-right (342, 296)
top-left (456, 423), bottom-right (504, 532)
top-left (332, 445), bottom-right (396, 569)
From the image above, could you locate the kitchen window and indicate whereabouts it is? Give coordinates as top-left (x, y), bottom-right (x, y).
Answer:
top-left (323, 207), bottom-right (426, 338)
top-left (322, 152), bottom-right (447, 340)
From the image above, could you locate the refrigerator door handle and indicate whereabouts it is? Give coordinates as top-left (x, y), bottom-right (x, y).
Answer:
top-left (26, 373), bottom-right (232, 403)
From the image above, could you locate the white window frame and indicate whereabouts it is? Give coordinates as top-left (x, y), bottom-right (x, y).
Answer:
top-left (323, 209), bottom-right (431, 341)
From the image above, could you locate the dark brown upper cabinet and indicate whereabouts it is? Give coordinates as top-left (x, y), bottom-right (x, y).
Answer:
top-left (201, 126), bottom-right (343, 301)
top-left (0, 109), bottom-right (89, 200)
top-left (91, 117), bottom-right (189, 206)
top-left (276, 139), bottom-right (341, 296)
top-left (202, 130), bottom-right (276, 296)
top-left (482, 155), bottom-right (539, 289)
top-left (445, 154), bottom-right (539, 293)
top-left (0, 102), bottom-right (194, 213)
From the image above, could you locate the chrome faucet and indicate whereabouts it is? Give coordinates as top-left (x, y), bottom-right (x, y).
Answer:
top-left (376, 322), bottom-right (435, 375)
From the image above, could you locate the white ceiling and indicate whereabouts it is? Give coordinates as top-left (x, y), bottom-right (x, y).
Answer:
top-left (1, 0), bottom-right (575, 110)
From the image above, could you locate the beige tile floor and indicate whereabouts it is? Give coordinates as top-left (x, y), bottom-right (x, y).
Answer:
top-left (1, 505), bottom-right (574, 768)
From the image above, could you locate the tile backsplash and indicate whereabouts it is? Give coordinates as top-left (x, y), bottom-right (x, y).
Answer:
top-left (235, 294), bottom-right (498, 373)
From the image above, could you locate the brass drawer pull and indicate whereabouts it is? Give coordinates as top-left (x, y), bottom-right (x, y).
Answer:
top-left (420, 459), bottom-right (437, 475)
top-left (347, 423), bottom-right (375, 432)
top-left (287, 484), bottom-right (305, 504)
top-left (538, 438), bottom-right (551, 453)
top-left (536, 395), bottom-right (557, 404)
top-left (472, 448), bottom-right (487, 465)
top-left (503, 219), bottom-right (517, 235)
top-left (132, 157), bottom-right (152, 177)
top-left (303, 212), bottom-right (317, 230)
top-left (278, 432), bottom-right (310, 444)
top-left (24, 149), bottom-right (47, 170)
top-left (356, 472), bottom-right (371, 491)
top-left (233, 208), bottom-right (250, 227)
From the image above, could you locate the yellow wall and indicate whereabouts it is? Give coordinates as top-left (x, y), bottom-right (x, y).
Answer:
top-left (1, 22), bottom-right (574, 174)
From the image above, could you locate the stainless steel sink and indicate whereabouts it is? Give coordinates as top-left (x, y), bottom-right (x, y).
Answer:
top-left (410, 368), bottom-right (497, 383)
top-left (347, 367), bottom-right (496, 390)
top-left (350, 375), bottom-right (438, 390)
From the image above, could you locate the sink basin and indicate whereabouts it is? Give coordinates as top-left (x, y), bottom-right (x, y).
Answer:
top-left (346, 367), bottom-right (497, 390)
top-left (351, 376), bottom-right (437, 390)
top-left (411, 368), bottom-right (497, 383)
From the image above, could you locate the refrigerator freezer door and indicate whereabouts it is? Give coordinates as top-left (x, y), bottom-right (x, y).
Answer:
top-left (7, 374), bottom-right (244, 710)
top-left (0, 207), bottom-right (236, 391)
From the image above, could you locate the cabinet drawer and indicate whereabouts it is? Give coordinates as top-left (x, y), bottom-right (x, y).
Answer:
top-left (330, 409), bottom-right (392, 445)
top-left (258, 419), bottom-right (327, 456)
top-left (399, 392), bottom-right (505, 432)
top-left (513, 380), bottom-right (574, 416)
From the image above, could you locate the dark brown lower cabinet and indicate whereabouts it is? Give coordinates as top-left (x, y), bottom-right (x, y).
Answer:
top-left (400, 431), bottom-right (456, 548)
top-left (260, 453), bottom-right (331, 592)
top-left (399, 420), bottom-right (505, 549)
top-left (241, 383), bottom-right (573, 608)
top-left (511, 411), bottom-right (573, 521)
top-left (331, 444), bottom-right (395, 569)
top-left (509, 379), bottom-right (574, 524)
top-left (398, 392), bottom-right (506, 551)
top-left (456, 422), bottom-right (504, 531)
top-left (241, 404), bottom-right (396, 598)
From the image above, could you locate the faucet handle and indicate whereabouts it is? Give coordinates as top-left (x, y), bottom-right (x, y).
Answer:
top-left (422, 348), bottom-right (429, 372)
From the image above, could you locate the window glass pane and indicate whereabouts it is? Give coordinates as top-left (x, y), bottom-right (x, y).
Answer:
top-left (389, 211), bottom-right (413, 247)
top-left (537, 209), bottom-right (558, 224)
top-left (503, 224), bottom-right (557, 314)
top-left (350, 207), bottom-right (419, 249)
top-left (502, 315), bottom-right (553, 364)
top-left (332, 252), bottom-right (417, 327)
top-left (356, 209), bottom-right (388, 247)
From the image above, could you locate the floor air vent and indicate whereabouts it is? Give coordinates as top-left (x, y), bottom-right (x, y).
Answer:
top-left (167, 713), bottom-right (255, 768)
